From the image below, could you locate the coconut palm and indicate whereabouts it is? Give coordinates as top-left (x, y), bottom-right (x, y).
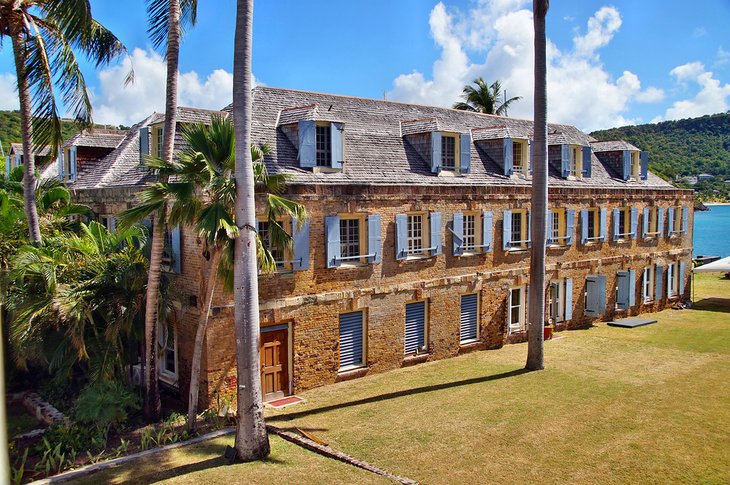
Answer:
top-left (526, 0), bottom-right (549, 371)
top-left (119, 115), bottom-right (306, 432)
top-left (453, 78), bottom-right (521, 116)
top-left (0, 0), bottom-right (128, 245)
top-left (232, 0), bottom-right (270, 461)
top-left (142, 0), bottom-right (198, 422)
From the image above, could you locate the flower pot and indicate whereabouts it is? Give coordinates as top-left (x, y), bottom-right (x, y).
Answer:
top-left (544, 326), bottom-right (554, 340)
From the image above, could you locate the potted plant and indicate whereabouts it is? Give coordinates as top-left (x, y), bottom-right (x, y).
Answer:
top-left (544, 319), bottom-right (555, 340)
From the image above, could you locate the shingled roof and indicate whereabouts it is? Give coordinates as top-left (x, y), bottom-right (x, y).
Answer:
top-left (64, 129), bottom-right (126, 149)
top-left (9, 143), bottom-right (52, 157)
top-left (217, 86), bottom-right (671, 189)
top-left (590, 140), bottom-right (642, 152)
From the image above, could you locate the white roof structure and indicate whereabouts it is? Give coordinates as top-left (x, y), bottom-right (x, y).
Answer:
top-left (693, 256), bottom-right (730, 273)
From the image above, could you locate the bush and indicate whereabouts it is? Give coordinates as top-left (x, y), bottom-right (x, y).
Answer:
top-left (37, 422), bottom-right (106, 456)
top-left (73, 380), bottom-right (141, 433)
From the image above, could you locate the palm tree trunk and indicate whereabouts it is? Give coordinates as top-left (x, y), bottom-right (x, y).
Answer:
top-left (526, 0), bottom-right (549, 371)
top-left (232, 0), bottom-right (270, 461)
top-left (187, 247), bottom-right (221, 432)
top-left (11, 31), bottom-right (42, 245)
top-left (143, 0), bottom-right (182, 423)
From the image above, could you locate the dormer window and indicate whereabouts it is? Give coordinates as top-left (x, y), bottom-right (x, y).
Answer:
top-left (430, 131), bottom-right (470, 174)
top-left (441, 135), bottom-right (456, 169)
top-left (298, 120), bottom-right (343, 170)
top-left (512, 139), bottom-right (529, 174)
top-left (631, 151), bottom-right (640, 179)
top-left (316, 124), bottom-right (332, 166)
top-left (571, 146), bottom-right (581, 176)
top-left (560, 144), bottom-right (592, 178)
top-left (155, 126), bottom-right (164, 158)
top-left (620, 149), bottom-right (648, 181)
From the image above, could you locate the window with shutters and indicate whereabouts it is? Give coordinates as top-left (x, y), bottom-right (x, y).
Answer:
top-left (642, 266), bottom-right (655, 303)
top-left (548, 280), bottom-right (564, 323)
top-left (460, 293), bottom-right (479, 344)
top-left (405, 300), bottom-right (428, 355)
top-left (158, 321), bottom-right (177, 384)
top-left (616, 207), bottom-right (631, 239)
top-left (161, 226), bottom-right (173, 268)
top-left (668, 206), bottom-right (688, 236)
top-left (642, 207), bottom-right (663, 239)
top-left (98, 215), bottom-right (116, 232)
top-left (339, 311), bottom-right (366, 371)
top-left (407, 213), bottom-right (426, 256)
top-left (667, 263), bottom-right (678, 298)
top-left (452, 210), bottom-right (492, 256)
top-left (512, 140), bottom-right (529, 174)
top-left (570, 146), bottom-right (582, 177)
top-left (160, 224), bottom-right (181, 273)
top-left (155, 126), bottom-right (164, 158)
top-left (326, 213), bottom-right (380, 267)
top-left (547, 208), bottom-right (574, 246)
top-left (615, 270), bottom-right (636, 310)
top-left (505, 209), bottom-right (529, 250)
top-left (441, 134), bottom-right (457, 169)
top-left (257, 218), bottom-right (289, 271)
top-left (584, 275), bottom-right (607, 317)
top-left (315, 124), bottom-right (331, 167)
top-left (508, 286), bottom-right (526, 332)
top-left (586, 208), bottom-right (599, 241)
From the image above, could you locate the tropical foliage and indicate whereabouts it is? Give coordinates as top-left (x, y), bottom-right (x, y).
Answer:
top-left (453, 78), bottom-right (521, 115)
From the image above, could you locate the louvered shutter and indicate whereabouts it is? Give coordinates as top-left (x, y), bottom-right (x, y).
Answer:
top-left (640, 151), bottom-right (649, 180)
top-left (170, 225), bottom-right (181, 273)
top-left (655, 265), bottom-right (664, 301)
top-left (561, 144), bottom-right (570, 178)
top-left (139, 127), bottom-right (149, 165)
top-left (566, 209), bottom-right (575, 245)
top-left (395, 214), bottom-right (407, 260)
top-left (667, 207), bottom-right (675, 235)
top-left (460, 294), bottom-right (478, 342)
top-left (564, 278), bottom-right (573, 320)
top-left (503, 210), bottom-right (512, 250)
top-left (298, 120), bottom-right (316, 168)
top-left (628, 269), bottom-right (636, 307)
top-left (292, 217), bottom-right (310, 270)
top-left (622, 150), bottom-right (631, 180)
top-left (616, 271), bottom-right (630, 310)
top-left (642, 208), bottom-right (650, 239)
top-left (452, 212), bottom-right (464, 256)
top-left (482, 211), bottom-right (493, 253)
top-left (460, 133), bottom-right (471, 173)
top-left (339, 311), bottom-right (364, 369)
top-left (69, 146), bottom-right (77, 181)
top-left (630, 208), bottom-right (638, 239)
top-left (405, 301), bottom-right (426, 354)
top-left (597, 275), bottom-right (607, 315)
top-left (331, 122), bottom-right (344, 169)
top-left (585, 276), bottom-right (598, 316)
top-left (5, 156), bottom-right (10, 176)
top-left (583, 146), bottom-right (592, 178)
top-left (599, 208), bottom-right (607, 242)
top-left (612, 208), bottom-right (620, 241)
top-left (367, 214), bottom-right (382, 263)
top-left (580, 209), bottom-right (589, 244)
top-left (109, 216), bottom-right (117, 233)
top-left (325, 215), bottom-right (341, 268)
top-left (528, 140), bottom-right (534, 175)
top-left (503, 138), bottom-right (513, 176)
top-left (431, 131), bottom-right (442, 173)
top-left (429, 212), bottom-right (442, 256)
top-left (681, 207), bottom-right (689, 234)
top-left (526, 211), bottom-right (532, 248)
top-left (679, 261), bottom-right (686, 295)
top-left (545, 209), bottom-right (552, 246)
top-left (657, 208), bottom-right (665, 237)
top-left (57, 151), bottom-right (64, 178)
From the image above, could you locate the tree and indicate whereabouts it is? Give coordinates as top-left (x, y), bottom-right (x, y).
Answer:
top-left (232, 0), bottom-right (270, 461)
top-left (119, 116), bottom-right (306, 432)
top-left (453, 78), bottom-right (521, 116)
top-left (142, 0), bottom-right (198, 422)
top-left (526, 0), bottom-right (549, 371)
top-left (0, 0), bottom-right (127, 245)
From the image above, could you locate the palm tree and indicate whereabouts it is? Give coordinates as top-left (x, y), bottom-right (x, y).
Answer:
top-left (232, 0), bottom-right (270, 461)
top-left (119, 116), bottom-right (306, 432)
top-left (0, 1), bottom-right (128, 245)
top-left (453, 78), bottom-right (522, 116)
top-left (142, 0), bottom-right (198, 422)
top-left (526, 0), bottom-right (549, 371)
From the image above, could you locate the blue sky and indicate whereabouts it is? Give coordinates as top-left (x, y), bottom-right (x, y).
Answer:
top-left (0, 0), bottom-right (728, 131)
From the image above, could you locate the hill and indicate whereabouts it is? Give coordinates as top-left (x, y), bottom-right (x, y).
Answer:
top-left (591, 112), bottom-right (730, 202)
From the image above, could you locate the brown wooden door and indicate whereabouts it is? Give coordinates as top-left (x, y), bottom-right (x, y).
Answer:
top-left (260, 328), bottom-right (289, 401)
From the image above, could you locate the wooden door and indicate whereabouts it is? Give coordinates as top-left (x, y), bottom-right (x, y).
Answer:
top-left (260, 328), bottom-right (289, 401)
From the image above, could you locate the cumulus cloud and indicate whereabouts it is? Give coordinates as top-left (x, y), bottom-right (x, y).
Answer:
top-left (387, 2), bottom-right (664, 131)
top-left (91, 48), bottom-right (235, 126)
top-left (0, 73), bottom-right (19, 110)
top-left (655, 62), bottom-right (730, 121)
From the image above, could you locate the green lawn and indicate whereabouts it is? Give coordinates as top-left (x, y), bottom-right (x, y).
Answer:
top-left (82, 274), bottom-right (730, 484)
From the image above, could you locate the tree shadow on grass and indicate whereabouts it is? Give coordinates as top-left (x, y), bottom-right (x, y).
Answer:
top-left (693, 297), bottom-right (730, 313)
top-left (268, 368), bottom-right (529, 423)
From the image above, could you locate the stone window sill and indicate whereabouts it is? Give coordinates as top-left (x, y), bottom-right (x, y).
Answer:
top-left (336, 366), bottom-right (369, 382)
top-left (403, 353), bottom-right (429, 366)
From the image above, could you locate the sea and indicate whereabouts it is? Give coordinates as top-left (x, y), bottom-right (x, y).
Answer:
top-left (693, 204), bottom-right (730, 258)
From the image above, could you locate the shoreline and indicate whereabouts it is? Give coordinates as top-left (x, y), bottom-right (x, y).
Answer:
top-left (702, 202), bottom-right (730, 206)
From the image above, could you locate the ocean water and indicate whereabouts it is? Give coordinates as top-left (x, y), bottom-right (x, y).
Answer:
top-left (693, 204), bottom-right (730, 258)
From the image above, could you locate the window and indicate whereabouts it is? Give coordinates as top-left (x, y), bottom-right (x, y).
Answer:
top-left (616, 270), bottom-right (636, 310)
top-left (396, 212), bottom-right (441, 260)
top-left (326, 214), bottom-right (381, 267)
top-left (431, 131), bottom-right (470, 174)
top-left (460, 294), bottom-right (479, 343)
top-left (98, 215), bottom-right (117, 232)
top-left (667, 263), bottom-right (678, 298)
top-left (642, 266), bottom-right (655, 303)
top-left (158, 322), bottom-right (177, 385)
top-left (631, 151), bottom-right (641, 179)
top-left (339, 311), bottom-right (365, 371)
top-left (642, 207), bottom-right (664, 239)
top-left (548, 279), bottom-right (573, 324)
top-left (503, 209), bottom-right (530, 250)
top-left (667, 206), bottom-right (689, 236)
top-left (441, 135), bottom-right (456, 169)
top-left (161, 225), bottom-right (181, 273)
top-left (315, 124), bottom-right (331, 166)
top-left (405, 301), bottom-right (427, 355)
top-left (612, 207), bottom-right (636, 241)
top-left (584, 275), bottom-right (607, 317)
top-left (155, 126), bottom-right (164, 158)
top-left (570, 146), bottom-right (582, 177)
top-left (257, 219), bottom-right (286, 269)
top-left (298, 120), bottom-right (344, 170)
top-left (581, 208), bottom-right (606, 244)
top-left (452, 211), bottom-right (493, 255)
top-left (508, 287), bottom-right (526, 333)
top-left (547, 208), bottom-right (575, 246)
top-left (512, 139), bottom-right (529, 174)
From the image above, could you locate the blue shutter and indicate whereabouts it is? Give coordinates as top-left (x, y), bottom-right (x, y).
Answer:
top-left (429, 212), bottom-right (442, 256)
top-left (585, 276), bottom-right (598, 316)
top-left (431, 131), bottom-right (442, 173)
top-left (460, 133), bottom-right (471, 173)
top-left (561, 144), bottom-right (570, 178)
top-left (640, 151), bottom-right (649, 180)
top-left (69, 146), bottom-right (77, 181)
top-left (681, 207), bottom-right (689, 234)
top-left (599, 208), bottom-right (607, 242)
top-left (298, 120), bottom-right (316, 168)
top-left (170, 225), bottom-right (181, 273)
top-left (139, 127), bottom-right (149, 165)
top-left (502, 210), bottom-right (512, 250)
top-left (482, 211), bottom-right (493, 253)
top-left (564, 278), bottom-right (573, 320)
top-left (655, 265), bottom-right (664, 301)
top-left (395, 214), bottom-right (407, 260)
top-left (657, 208), bottom-right (665, 237)
top-left (405, 301), bottom-right (426, 354)
top-left (526, 211), bottom-right (532, 248)
top-left (630, 208), bottom-right (638, 240)
top-left (642, 208), bottom-right (649, 239)
top-left (503, 138), bottom-right (513, 176)
top-left (545, 209), bottom-right (552, 246)
top-left (628, 269), bottom-right (636, 307)
top-left (597, 275), bottom-right (607, 315)
top-left (566, 209), bottom-right (575, 245)
top-left (339, 311), bottom-right (364, 369)
top-left (616, 271), bottom-right (630, 310)
top-left (582, 146), bottom-right (592, 178)
top-left (325, 215), bottom-right (341, 268)
top-left (57, 151), bottom-right (63, 178)
top-left (292, 217), bottom-right (310, 270)
top-left (667, 207), bottom-right (675, 235)
top-left (622, 150), bottom-right (631, 180)
top-left (679, 261), bottom-right (686, 295)
top-left (580, 209), bottom-right (589, 244)
top-left (367, 214), bottom-right (382, 263)
top-left (331, 122), bottom-right (344, 169)
top-left (452, 212), bottom-right (464, 256)
top-left (460, 294), bottom-right (478, 342)
top-left (5, 155), bottom-right (10, 176)
top-left (612, 208), bottom-right (620, 241)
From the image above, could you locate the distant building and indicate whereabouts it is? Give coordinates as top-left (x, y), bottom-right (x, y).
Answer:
top-left (698, 173), bottom-right (713, 181)
top-left (682, 176), bottom-right (697, 185)
top-left (5, 143), bottom-right (52, 175)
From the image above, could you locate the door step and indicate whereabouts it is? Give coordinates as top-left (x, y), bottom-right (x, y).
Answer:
top-left (265, 395), bottom-right (306, 409)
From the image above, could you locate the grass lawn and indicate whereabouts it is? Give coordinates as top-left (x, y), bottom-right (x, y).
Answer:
top-left (81, 274), bottom-right (729, 484)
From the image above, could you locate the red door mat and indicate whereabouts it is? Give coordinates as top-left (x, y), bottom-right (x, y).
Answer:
top-left (266, 396), bottom-right (305, 409)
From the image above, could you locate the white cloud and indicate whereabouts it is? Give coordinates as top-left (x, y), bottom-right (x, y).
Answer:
top-left (0, 73), bottom-right (19, 110)
top-left (657, 62), bottom-right (730, 121)
top-left (714, 46), bottom-right (730, 68)
top-left (91, 48), bottom-right (235, 126)
top-left (386, 3), bottom-right (665, 132)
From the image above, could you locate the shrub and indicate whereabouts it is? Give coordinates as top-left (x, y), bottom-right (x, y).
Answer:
top-left (73, 380), bottom-right (141, 433)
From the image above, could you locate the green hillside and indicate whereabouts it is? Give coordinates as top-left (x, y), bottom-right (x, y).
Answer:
top-left (591, 112), bottom-right (730, 202)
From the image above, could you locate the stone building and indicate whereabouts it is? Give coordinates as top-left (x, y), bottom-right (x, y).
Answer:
top-left (65, 86), bottom-right (693, 406)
